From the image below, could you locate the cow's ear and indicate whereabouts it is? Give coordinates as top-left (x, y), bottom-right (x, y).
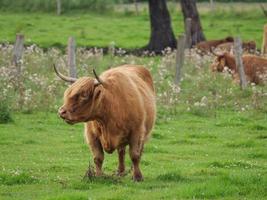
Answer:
top-left (93, 87), bottom-right (102, 100)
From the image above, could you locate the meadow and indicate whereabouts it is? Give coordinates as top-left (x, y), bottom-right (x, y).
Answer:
top-left (1, 2), bottom-right (267, 200)
top-left (0, 109), bottom-right (267, 200)
top-left (0, 3), bottom-right (266, 49)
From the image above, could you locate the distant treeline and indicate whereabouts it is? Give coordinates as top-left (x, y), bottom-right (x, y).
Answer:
top-left (0, 0), bottom-right (265, 13)
top-left (133, 0), bottom-right (267, 2)
top-left (0, 0), bottom-right (113, 12)
top-left (196, 0), bottom-right (266, 2)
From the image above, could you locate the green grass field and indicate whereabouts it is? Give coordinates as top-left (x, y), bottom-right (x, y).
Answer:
top-left (0, 110), bottom-right (266, 200)
top-left (0, 2), bottom-right (266, 49)
top-left (0, 46), bottom-right (267, 199)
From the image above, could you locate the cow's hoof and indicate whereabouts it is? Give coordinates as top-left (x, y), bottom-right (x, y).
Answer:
top-left (132, 174), bottom-right (143, 182)
top-left (116, 170), bottom-right (126, 177)
top-left (95, 171), bottom-right (104, 177)
top-left (83, 169), bottom-right (95, 179)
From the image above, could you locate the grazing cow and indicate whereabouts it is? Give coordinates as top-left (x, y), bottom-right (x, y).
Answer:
top-left (196, 36), bottom-right (234, 55)
top-left (54, 64), bottom-right (156, 181)
top-left (216, 41), bottom-right (256, 53)
top-left (211, 52), bottom-right (267, 84)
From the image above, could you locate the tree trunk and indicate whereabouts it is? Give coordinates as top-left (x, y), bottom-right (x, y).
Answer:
top-left (145, 0), bottom-right (176, 53)
top-left (180, 0), bottom-right (205, 47)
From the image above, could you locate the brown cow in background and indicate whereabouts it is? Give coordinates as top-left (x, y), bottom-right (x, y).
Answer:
top-left (54, 64), bottom-right (156, 181)
top-left (196, 36), bottom-right (234, 55)
top-left (211, 52), bottom-right (267, 84)
top-left (216, 41), bottom-right (256, 53)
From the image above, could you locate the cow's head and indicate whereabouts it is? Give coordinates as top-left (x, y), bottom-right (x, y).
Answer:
top-left (210, 52), bottom-right (227, 72)
top-left (244, 41), bottom-right (256, 52)
top-left (54, 65), bottom-right (104, 124)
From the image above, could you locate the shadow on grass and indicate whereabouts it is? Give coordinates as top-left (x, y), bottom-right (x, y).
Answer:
top-left (0, 172), bottom-right (38, 185)
top-left (46, 194), bottom-right (88, 200)
top-left (169, 139), bottom-right (197, 145)
top-left (250, 124), bottom-right (267, 131)
top-left (247, 152), bottom-right (267, 159)
top-left (225, 140), bottom-right (255, 148)
top-left (156, 171), bottom-right (188, 182)
top-left (208, 161), bottom-right (260, 169)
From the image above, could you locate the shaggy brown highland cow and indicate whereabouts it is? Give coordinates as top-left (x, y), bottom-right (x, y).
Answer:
top-left (55, 64), bottom-right (156, 181)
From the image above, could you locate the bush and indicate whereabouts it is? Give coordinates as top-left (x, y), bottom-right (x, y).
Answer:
top-left (0, 101), bottom-right (13, 124)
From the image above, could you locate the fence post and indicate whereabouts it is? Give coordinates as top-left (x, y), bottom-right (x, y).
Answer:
top-left (185, 18), bottom-right (192, 49)
top-left (261, 24), bottom-right (267, 55)
top-left (234, 37), bottom-right (247, 90)
top-left (134, 0), bottom-right (139, 15)
top-left (12, 34), bottom-right (24, 107)
top-left (210, 0), bottom-right (214, 13)
top-left (67, 37), bottom-right (77, 79)
top-left (12, 34), bottom-right (24, 76)
top-left (175, 34), bottom-right (186, 85)
top-left (108, 41), bottom-right (115, 57)
top-left (56, 0), bottom-right (61, 15)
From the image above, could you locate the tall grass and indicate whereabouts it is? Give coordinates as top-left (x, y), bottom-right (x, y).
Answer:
top-left (0, 44), bottom-right (266, 119)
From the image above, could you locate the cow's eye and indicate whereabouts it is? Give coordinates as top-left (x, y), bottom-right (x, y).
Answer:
top-left (81, 92), bottom-right (87, 97)
top-left (80, 92), bottom-right (88, 100)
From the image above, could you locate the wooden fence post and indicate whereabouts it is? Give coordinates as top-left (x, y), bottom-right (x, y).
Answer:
top-left (234, 37), bottom-right (247, 90)
top-left (56, 0), bottom-right (61, 15)
top-left (12, 34), bottom-right (24, 107)
top-left (12, 34), bottom-right (24, 73)
top-left (134, 0), bottom-right (139, 15)
top-left (210, 0), bottom-right (214, 13)
top-left (185, 18), bottom-right (192, 49)
top-left (67, 37), bottom-right (77, 79)
top-left (261, 24), bottom-right (267, 55)
top-left (175, 34), bottom-right (186, 85)
top-left (108, 41), bottom-right (115, 57)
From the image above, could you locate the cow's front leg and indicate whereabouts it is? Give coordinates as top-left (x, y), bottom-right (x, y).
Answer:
top-left (88, 135), bottom-right (104, 176)
top-left (129, 137), bottom-right (144, 182)
top-left (117, 146), bottom-right (126, 176)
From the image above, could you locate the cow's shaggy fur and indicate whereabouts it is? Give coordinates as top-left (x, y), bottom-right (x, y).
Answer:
top-left (58, 65), bottom-right (156, 181)
top-left (216, 41), bottom-right (256, 54)
top-left (211, 52), bottom-right (267, 84)
top-left (196, 36), bottom-right (234, 55)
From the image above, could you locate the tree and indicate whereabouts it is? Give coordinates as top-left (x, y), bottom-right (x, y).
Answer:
top-left (180, 0), bottom-right (205, 46)
top-left (145, 0), bottom-right (176, 53)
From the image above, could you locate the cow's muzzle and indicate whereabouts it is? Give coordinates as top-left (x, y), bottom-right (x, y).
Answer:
top-left (58, 107), bottom-right (76, 125)
top-left (58, 107), bottom-right (67, 119)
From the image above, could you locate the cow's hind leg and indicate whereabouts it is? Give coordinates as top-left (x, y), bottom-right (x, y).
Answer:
top-left (117, 146), bottom-right (126, 176)
top-left (129, 136), bottom-right (145, 182)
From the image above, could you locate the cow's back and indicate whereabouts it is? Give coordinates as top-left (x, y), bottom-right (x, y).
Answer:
top-left (101, 65), bottom-right (156, 138)
top-left (243, 55), bottom-right (267, 84)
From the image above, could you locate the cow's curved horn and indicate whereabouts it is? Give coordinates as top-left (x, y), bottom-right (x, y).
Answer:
top-left (53, 64), bottom-right (77, 83)
top-left (93, 68), bottom-right (104, 85)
